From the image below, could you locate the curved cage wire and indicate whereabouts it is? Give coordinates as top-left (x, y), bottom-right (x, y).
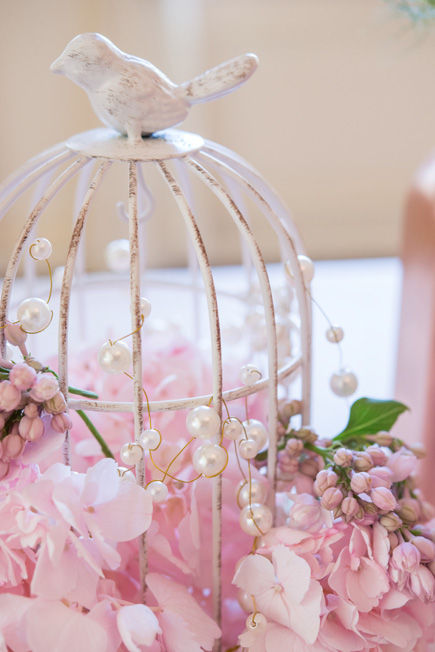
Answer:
top-left (0, 127), bottom-right (312, 645)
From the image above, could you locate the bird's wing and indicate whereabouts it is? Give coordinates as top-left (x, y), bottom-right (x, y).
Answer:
top-left (179, 54), bottom-right (258, 105)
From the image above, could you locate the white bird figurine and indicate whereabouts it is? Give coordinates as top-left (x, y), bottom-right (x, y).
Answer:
top-left (51, 33), bottom-right (258, 142)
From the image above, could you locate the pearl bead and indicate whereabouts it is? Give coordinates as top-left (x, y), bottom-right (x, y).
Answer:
top-left (17, 297), bottom-right (52, 333)
top-left (237, 589), bottom-right (253, 612)
top-left (146, 480), bottom-right (168, 503)
top-left (223, 417), bottom-right (243, 441)
top-left (243, 419), bottom-right (268, 451)
top-left (246, 612), bottom-right (267, 633)
top-left (239, 503), bottom-right (273, 536)
top-left (186, 406), bottom-right (220, 440)
top-left (120, 443), bottom-right (143, 465)
top-left (117, 466), bottom-right (136, 482)
top-left (192, 443), bottom-right (227, 476)
top-left (330, 367), bottom-right (358, 397)
top-left (98, 340), bottom-right (132, 374)
top-left (131, 297), bottom-right (152, 320)
top-left (237, 479), bottom-right (267, 508)
top-left (240, 364), bottom-right (262, 387)
top-left (239, 438), bottom-right (259, 460)
top-left (138, 428), bottom-right (161, 450)
top-left (326, 325), bottom-right (344, 344)
top-left (30, 237), bottom-right (52, 260)
top-left (105, 239), bottom-right (130, 272)
top-left (297, 255), bottom-right (315, 284)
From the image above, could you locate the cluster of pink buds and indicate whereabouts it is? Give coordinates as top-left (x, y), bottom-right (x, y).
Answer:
top-left (0, 357), bottom-right (71, 480)
top-left (277, 428), bottom-right (321, 481)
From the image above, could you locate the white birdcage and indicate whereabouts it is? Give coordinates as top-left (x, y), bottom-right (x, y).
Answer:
top-left (0, 34), bottom-right (313, 650)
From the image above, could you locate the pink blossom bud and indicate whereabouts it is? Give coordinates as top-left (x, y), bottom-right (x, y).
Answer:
top-left (314, 469), bottom-right (338, 496)
top-left (370, 486), bottom-right (397, 511)
top-left (408, 442), bottom-right (426, 459)
top-left (0, 380), bottom-right (22, 411)
top-left (299, 457), bottom-right (319, 478)
top-left (278, 454), bottom-right (299, 474)
top-left (392, 542), bottom-right (421, 573)
top-left (388, 532), bottom-right (399, 549)
top-left (411, 536), bottom-right (435, 563)
top-left (29, 373), bottom-right (59, 402)
top-left (333, 447), bottom-right (353, 468)
top-left (24, 403), bottom-right (39, 418)
top-left (25, 358), bottom-right (45, 372)
top-left (342, 495), bottom-right (359, 517)
top-left (350, 471), bottom-right (372, 494)
top-left (2, 433), bottom-right (25, 460)
top-left (18, 415), bottom-right (44, 442)
top-left (0, 459), bottom-right (9, 480)
top-left (294, 427), bottom-right (317, 444)
top-left (409, 565), bottom-right (435, 602)
top-left (43, 391), bottom-right (67, 415)
top-left (278, 399), bottom-right (301, 421)
top-left (365, 445), bottom-right (387, 466)
top-left (51, 412), bottom-right (73, 433)
top-left (420, 500), bottom-right (435, 522)
top-left (9, 362), bottom-right (37, 391)
top-left (379, 512), bottom-right (403, 532)
top-left (397, 498), bottom-right (421, 525)
top-left (285, 438), bottom-right (304, 456)
top-left (4, 323), bottom-right (27, 347)
top-left (386, 448), bottom-right (417, 482)
top-left (362, 500), bottom-right (379, 515)
top-left (367, 431), bottom-right (393, 446)
top-left (353, 451), bottom-right (373, 472)
top-left (369, 466), bottom-right (393, 489)
top-left (321, 487), bottom-right (343, 510)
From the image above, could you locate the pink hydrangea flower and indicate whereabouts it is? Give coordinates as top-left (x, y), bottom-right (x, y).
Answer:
top-left (233, 544), bottom-right (323, 644)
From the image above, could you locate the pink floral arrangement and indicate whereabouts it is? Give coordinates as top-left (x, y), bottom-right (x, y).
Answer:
top-left (1, 325), bottom-right (435, 651)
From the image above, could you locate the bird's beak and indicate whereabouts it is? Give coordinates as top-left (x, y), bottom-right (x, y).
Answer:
top-left (50, 56), bottom-right (65, 75)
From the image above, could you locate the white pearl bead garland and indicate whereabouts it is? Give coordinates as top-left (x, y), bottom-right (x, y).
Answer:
top-left (186, 405), bottom-right (220, 440)
top-left (239, 438), bottom-right (259, 460)
top-left (246, 612), bottom-right (267, 633)
top-left (30, 238), bottom-right (52, 260)
top-left (242, 419), bottom-right (268, 451)
top-left (297, 255), bottom-right (315, 284)
top-left (138, 428), bottom-right (161, 450)
top-left (17, 297), bottom-right (52, 333)
top-left (192, 443), bottom-right (227, 476)
top-left (223, 417), bottom-right (243, 441)
top-left (105, 239), bottom-right (130, 272)
top-left (326, 325), bottom-right (344, 343)
top-left (237, 479), bottom-right (267, 508)
top-left (98, 340), bottom-right (132, 374)
top-left (330, 367), bottom-right (358, 397)
top-left (240, 364), bottom-right (262, 386)
top-left (239, 503), bottom-right (273, 536)
top-left (146, 480), bottom-right (168, 503)
top-left (120, 443), bottom-right (143, 466)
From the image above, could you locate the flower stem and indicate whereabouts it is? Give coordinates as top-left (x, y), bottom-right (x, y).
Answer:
top-left (68, 386), bottom-right (99, 399)
top-left (76, 409), bottom-right (114, 459)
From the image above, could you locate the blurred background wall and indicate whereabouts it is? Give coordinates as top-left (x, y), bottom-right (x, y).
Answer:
top-left (1, 0), bottom-right (435, 272)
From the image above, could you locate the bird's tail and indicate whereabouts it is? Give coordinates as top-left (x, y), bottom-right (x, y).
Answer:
top-left (179, 54), bottom-right (258, 105)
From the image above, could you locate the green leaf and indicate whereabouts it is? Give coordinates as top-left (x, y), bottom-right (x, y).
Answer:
top-left (334, 397), bottom-right (409, 442)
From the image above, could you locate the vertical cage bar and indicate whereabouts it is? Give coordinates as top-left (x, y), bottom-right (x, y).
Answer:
top-left (58, 161), bottom-right (111, 466)
top-left (186, 157), bottom-right (279, 505)
top-left (157, 160), bottom-right (223, 651)
top-left (129, 161), bottom-right (148, 602)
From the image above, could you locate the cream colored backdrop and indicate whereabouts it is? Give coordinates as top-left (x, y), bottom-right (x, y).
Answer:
top-left (1, 0), bottom-right (435, 272)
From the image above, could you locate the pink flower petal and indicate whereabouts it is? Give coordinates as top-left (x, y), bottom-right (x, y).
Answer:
top-left (273, 545), bottom-right (311, 604)
top-left (26, 599), bottom-right (108, 652)
top-left (233, 552), bottom-right (276, 595)
top-left (0, 594), bottom-right (31, 652)
top-left (116, 604), bottom-right (161, 651)
top-left (90, 480), bottom-right (153, 542)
